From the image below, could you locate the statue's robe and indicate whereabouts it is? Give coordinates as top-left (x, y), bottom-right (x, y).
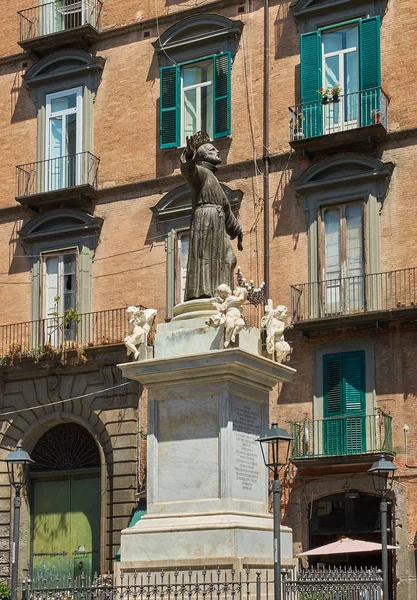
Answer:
top-left (181, 151), bottom-right (242, 300)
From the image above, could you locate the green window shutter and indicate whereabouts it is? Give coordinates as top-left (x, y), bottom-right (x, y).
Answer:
top-left (160, 65), bottom-right (179, 149)
top-left (359, 16), bottom-right (381, 126)
top-left (214, 52), bottom-right (231, 139)
top-left (300, 31), bottom-right (322, 137)
top-left (343, 351), bottom-right (366, 454)
top-left (323, 354), bottom-right (343, 456)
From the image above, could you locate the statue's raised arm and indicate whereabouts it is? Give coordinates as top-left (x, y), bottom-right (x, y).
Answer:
top-left (180, 131), bottom-right (243, 301)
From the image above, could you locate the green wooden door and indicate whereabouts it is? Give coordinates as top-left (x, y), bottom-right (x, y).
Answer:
top-left (32, 472), bottom-right (100, 581)
top-left (323, 351), bottom-right (366, 456)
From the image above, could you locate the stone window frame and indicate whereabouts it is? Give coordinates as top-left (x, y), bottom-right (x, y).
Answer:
top-left (292, 0), bottom-right (384, 32)
top-left (19, 209), bottom-right (103, 321)
top-left (23, 50), bottom-right (105, 164)
top-left (151, 183), bottom-right (242, 320)
top-left (293, 153), bottom-right (394, 317)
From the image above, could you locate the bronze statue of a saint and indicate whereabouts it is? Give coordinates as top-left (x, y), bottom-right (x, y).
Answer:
top-left (180, 134), bottom-right (243, 301)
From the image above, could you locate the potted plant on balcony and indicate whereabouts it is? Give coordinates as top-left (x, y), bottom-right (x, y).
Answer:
top-left (372, 109), bottom-right (381, 123)
top-left (331, 84), bottom-right (342, 103)
top-left (317, 87), bottom-right (331, 105)
top-left (290, 114), bottom-right (305, 140)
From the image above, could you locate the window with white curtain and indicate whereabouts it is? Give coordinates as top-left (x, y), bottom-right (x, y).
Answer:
top-left (181, 60), bottom-right (214, 145)
top-left (177, 231), bottom-right (190, 303)
top-left (320, 202), bottom-right (364, 314)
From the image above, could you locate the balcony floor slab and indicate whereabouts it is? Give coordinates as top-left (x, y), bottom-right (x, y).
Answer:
top-left (290, 123), bottom-right (387, 154)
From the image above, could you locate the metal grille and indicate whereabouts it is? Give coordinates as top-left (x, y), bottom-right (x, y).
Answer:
top-left (31, 423), bottom-right (100, 472)
top-left (283, 567), bottom-right (383, 600)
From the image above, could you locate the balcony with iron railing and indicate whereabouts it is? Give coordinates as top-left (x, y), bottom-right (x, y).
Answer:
top-left (16, 152), bottom-right (99, 209)
top-left (290, 411), bottom-right (393, 467)
top-left (0, 306), bottom-right (150, 366)
top-left (291, 267), bottom-right (417, 331)
top-left (18, 0), bottom-right (102, 54)
top-left (288, 87), bottom-right (388, 153)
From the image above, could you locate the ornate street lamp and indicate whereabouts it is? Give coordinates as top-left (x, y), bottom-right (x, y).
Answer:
top-left (5, 444), bottom-right (34, 600)
top-left (257, 422), bottom-right (293, 600)
top-left (368, 454), bottom-right (396, 600)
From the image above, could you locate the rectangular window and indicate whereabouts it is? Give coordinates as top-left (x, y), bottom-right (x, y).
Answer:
top-left (42, 250), bottom-right (78, 346)
top-left (323, 351), bottom-right (366, 456)
top-left (45, 87), bottom-right (83, 192)
top-left (181, 60), bottom-right (214, 145)
top-left (160, 53), bottom-right (231, 149)
top-left (300, 16), bottom-right (381, 137)
top-left (41, 0), bottom-right (88, 36)
top-left (319, 202), bottom-right (364, 315)
top-left (177, 231), bottom-right (190, 303)
top-left (322, 26), bottom-right (359, 132)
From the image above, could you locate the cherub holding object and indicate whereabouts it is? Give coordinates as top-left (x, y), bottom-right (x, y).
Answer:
top-left (206, 284), bottom-right (248, 348)
top-left (261, 300), bottom-right (290, 363)
top-left (124, 306), bottom-right (157, 361)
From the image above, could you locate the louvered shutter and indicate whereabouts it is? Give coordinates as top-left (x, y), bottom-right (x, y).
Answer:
top-left (160, 65), bottom-right (179, 149)
top-left (300, 31), bottom-right (322, 137)
top-left (359, 16), bottom-right (381, 126)
top-left (214, 52), bottom-right (231, 139)
top-left (343, 351), bottom-right (366, 453)
top-left (323, 354), bottom-right (343, 456)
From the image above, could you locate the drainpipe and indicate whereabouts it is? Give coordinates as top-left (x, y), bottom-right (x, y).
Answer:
top-left (263, 0), bottom-right (270, 300)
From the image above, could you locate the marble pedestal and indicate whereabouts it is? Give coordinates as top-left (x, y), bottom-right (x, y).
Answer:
top-left (118, 308), bottom-right (296, 571)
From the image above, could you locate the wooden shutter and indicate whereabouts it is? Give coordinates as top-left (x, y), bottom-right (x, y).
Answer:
top-left (343, 351), bottom-right (366, 453)
top-left (359, 16), bottom-right (381, 126)
top-left (300, 31), bottom-right (322, 137)
top-left (214, 52), bottom-right (231, 139)
top-left (160, 65), bottom-right (179, 149)
top-left (323, 354), bottom-right (343, 456)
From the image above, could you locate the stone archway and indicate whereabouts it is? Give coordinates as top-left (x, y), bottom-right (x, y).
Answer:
top-left (29, 423), bottom-right (101, 582)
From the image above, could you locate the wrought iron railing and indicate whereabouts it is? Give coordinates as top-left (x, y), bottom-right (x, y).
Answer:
top-left (16, 152), bottom-right (99, 199)
top-left (291, 267), bottom-right (417, 323)
top-left (290, 412), bottom-right (392, 459)
top-left (289, 87), bottom-right (388, 141)
top-left (23, 568), bottom-right (272, 600)
top-left (22, 567), bottom-right (383, 600)
top-left (0, 306), bottom-right (148, 359)
top-left (18, 0), bottom-right (103, 42)
top-left (282, 567), bottom-right (383, 599)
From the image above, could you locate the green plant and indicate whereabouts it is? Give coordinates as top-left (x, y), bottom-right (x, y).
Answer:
top-left (331, 84), bottom-right (342, 95)
top-left (316, 87), bottom-right (331, 99)
top-left (27, 346), bottom-right (46, 363)
top-left (0, 582), bottom-right (11, 600)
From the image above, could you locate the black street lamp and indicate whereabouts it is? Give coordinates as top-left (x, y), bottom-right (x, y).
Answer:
top-left (4, 444), bottom-right (34, 600)
top-left (368, 454), bottom-right (396, 600)
top-left (257, 422), bottom-right (293, 600)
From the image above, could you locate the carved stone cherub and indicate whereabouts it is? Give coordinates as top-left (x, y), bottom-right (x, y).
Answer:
top-left (124, 307), bottom-right (157, 361)
top-left (261, 300), bottom-right (290, 363)
top-left (206, 284), bottom-right (248, 348)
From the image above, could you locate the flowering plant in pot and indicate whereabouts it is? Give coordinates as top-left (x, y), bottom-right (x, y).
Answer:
top-left (372, 109), bottom-right (381, 123)
top-left (317, 87), bottom-right (331, 104)
top-left (331, 84), bottom-right (342, 102)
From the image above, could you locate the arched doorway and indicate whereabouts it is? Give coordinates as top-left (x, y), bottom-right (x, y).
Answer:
top-left (29, 423), bottom-right (101, 581)
top-left (308, 492), bottom-right (393, 569)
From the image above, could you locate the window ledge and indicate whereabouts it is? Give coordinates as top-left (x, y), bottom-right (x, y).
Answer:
top-left (18, 24), bottom-right (100, 56)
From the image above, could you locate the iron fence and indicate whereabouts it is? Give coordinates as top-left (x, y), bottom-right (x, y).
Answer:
top-left (290, 412), bottom-right (392, 460)
top-left (18, 0), bottom-right (102, 42)
top-left (16, 152), bottom-right (100, 199)
top-left (282, 567), bottom-right (383, 600)
top-left (0, 306), bottom-right (149, 358)
top-left (288, 87), bottom-right (388, 142)
top-left (23, 568), bottom-right (273, 600)
top-left (291, 267), bottom-right (417, 323)
top-left (22, 567), bottom-right (383, 600)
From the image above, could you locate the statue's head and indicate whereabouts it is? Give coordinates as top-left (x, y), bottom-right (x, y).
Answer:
top-left (274, 305), bottom-right (288, 319)
top-left (217, 284), bottom-right (232, 299)
top-left (196, 143), bottom-right (222, 166)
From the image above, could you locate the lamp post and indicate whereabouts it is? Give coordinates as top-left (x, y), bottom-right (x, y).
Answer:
top-left (368, 454), bottom-right (396, 600)
top-left (257, 422), bottom-right (293, 600)
top-left (4, 444), bottom-right (34, 600)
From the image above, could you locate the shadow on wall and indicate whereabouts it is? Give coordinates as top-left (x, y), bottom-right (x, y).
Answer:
top-left (274, 1), bottom-right (299, 61)
top-left (11, 68), bottom-right (36, 124)
top-left (271, 158), bottom-right (306, 251)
